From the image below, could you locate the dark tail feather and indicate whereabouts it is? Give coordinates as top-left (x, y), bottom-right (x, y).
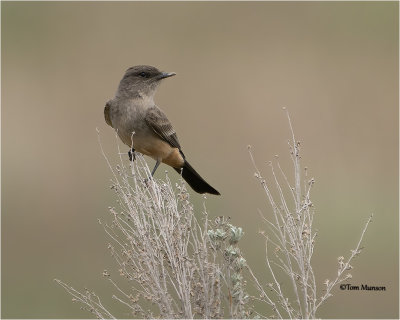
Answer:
top-left (174, 161), bottom-right (220, 195)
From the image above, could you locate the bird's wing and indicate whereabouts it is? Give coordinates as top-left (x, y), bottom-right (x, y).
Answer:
top-left (104, 101), bottom-right (113, 127)
top-left (145, 106), bottom-right (181, 149)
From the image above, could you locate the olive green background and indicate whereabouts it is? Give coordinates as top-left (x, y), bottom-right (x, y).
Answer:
top-left (2, 1), bottom-right (398, 318)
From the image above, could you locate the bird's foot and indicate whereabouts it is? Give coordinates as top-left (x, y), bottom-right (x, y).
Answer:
top-left (142, 176), bottom-right (154, 188)
top-left (128, 149), bottom-right (136, 162)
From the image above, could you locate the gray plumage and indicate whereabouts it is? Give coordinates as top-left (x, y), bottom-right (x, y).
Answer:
top-left (104, 65), bottom-right (220, 195)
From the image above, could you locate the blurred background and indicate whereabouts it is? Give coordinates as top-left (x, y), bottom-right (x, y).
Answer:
top-left (1, 2), bottom-right (398, 318)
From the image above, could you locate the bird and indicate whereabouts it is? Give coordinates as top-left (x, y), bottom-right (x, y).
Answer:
top-left (104, 65), bottom-right (220, 195)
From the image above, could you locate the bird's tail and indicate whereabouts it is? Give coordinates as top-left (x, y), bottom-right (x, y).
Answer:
top-left (174, 160), bottom-right (220, 195)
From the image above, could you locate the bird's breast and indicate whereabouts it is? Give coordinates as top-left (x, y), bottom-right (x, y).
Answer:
top-left (110, 100), bottom-right (147, 145)
top-left (109, 99), bottom-right (183, 168)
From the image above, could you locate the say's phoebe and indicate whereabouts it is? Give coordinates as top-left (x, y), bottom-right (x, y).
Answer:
top-left (104, 65), bottom-right (220, 195)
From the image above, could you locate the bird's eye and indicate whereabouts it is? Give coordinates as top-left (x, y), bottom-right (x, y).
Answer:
top-left (139, 72), bottom-right (148, 78)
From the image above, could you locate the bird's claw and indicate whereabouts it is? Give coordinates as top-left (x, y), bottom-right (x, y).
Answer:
top-left (143, 176), bottom-right (154, 188)
top-left (128, 149), bottom-right (136, 162)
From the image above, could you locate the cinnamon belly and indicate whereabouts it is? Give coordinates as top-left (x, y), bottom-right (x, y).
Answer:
top-left (135, 137), bottom-right (184, 169)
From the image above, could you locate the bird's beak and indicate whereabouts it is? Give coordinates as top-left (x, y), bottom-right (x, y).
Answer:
top-left (158, 72), bottom-right (176, 80)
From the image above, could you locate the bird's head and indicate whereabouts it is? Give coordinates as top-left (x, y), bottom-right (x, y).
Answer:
top-left (116, 65), bottom-right (176, 99)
